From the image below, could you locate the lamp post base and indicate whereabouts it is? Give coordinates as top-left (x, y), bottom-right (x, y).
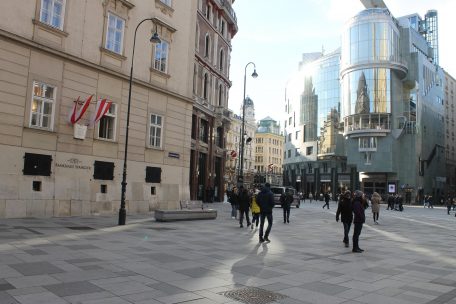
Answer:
top-left (118, 208), bottom-right (126, 225)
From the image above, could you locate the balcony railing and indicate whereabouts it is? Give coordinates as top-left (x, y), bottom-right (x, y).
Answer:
top-left (215, 0), bottom-right (237, 24)
top-left (344, 113), bottom-right (391, 136)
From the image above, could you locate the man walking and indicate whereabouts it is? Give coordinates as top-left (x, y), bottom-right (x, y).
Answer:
top-left (281, 189), bottom-right (293, 223)
top-left (257, 183), bottom-right (275, 243)
top-left (322, 192), bottom-right (330, 209)
top-left (352, 190), bottom-right (366, 253)
top-left (238, 186), bottom-right (251, 228)
top-left (336, 190), bottom-right (353, 248)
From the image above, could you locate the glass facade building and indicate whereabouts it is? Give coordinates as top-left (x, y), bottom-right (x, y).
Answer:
top-left (284, 5), bottom-right (445, 201)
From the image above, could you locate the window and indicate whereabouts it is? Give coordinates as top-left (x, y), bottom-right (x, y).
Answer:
top-left (220, 19), bottom-right (226, 37)
top-left (306, 146), bottom-right (313, 155)
top-left (93, 161), bottom-right (114, 180)
top-left (359, 137), bottom-right (377, 150)
top-left (160, 0), bottom-right (171, 6)
top-left (287, 150), bottom-right (291, 158)
top-left (23, 153), bottom-right (52, 176)
top-left (200, 119), bottom-right (209, 143)
top-left (98, 103), bottom-right (116, 140)
top-left (219, 49), bottom-right (224, 72)
top-left (206, 4), bottom-right (212, 21)
top-left (215, 127), bottom-right (223, 147)
top-left (149, 114), bottom-right (163, 148)
top-left (30, 81), bottom-right (55, 130)
top-left (295, 149), bottom-right (300, 156)
top-left (204, 34), bottom-right (211, 58)
top-left (203, 73), bottom-right (209, 99)
top-left (295, 131), bottom-right (299, 140)
top-left (154, 41), bottom-right (169, 73)
top-left (288, 133), bottom-right (292, 141)
top-left (105, 13), bottom-right (125, 54)
top-left (40, 0), bottom-right (65, 30)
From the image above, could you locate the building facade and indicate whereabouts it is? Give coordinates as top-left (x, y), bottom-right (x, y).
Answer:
top-left (190, 0), bottom-right (237, 202)
top-left (284, 50), bottom-right (354, 198)
top-left (0, 0), bottom-right (197, 218)
top-left (284, 4), bottom-right (446, 201)
top-left (254, 117), bottom-right (283, 187)
top-left (444, 71), bottom-right (456, 193)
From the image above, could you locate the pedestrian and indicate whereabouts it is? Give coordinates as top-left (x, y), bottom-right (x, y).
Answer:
top-left (371, 191), bottom-right (381, 224)
top-left (352, 190), bottom-right (366, 253)
top-left (397, 194), bottom-right (404, 211)
top-left (228, 186), bottom-right (239, 219)
top-left (322, 192), bottom-right (330, 209)
top-left (336, 190), bottom-right (353, 248)
top-left (257, 183), bottom-right (275, 243)
top-left (282, 189), bottom-right (293, 223)
top-left (427, 195), bottom-right (434, 208)
top-left (238, 186), bottom-right (251, 228)
top-left (387, 194), bottom-right (394, 210)
top-left (446, 195), bottom-right (452, 215)
top-left (309, 192), bottom-right (313, 204)
top-left (250, 189), bottom-right (261, 229)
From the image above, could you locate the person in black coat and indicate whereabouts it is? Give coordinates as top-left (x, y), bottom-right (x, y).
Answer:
top-left (322, 192), bottom-right (330, 209)
top-left (281, 190), bottom-right (293, 223)
top-left (257, 183), bottom-right (275, 242)
top-left (238, 186), bottom-right (251, 228)
top-left (352, 190), bottom-right (366, 253)
top-left (336, 190), bottom-right (353, 248)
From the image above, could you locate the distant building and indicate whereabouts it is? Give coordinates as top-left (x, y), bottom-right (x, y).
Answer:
top-left (444, 71), bottom-right (456, 193)
top-left (284, 5), bottom-right (445, 200)
top-left (254, 117), bottom-right (283, 187)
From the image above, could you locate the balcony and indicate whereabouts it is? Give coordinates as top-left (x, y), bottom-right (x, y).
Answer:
top-left (214, 0), bottom-right (237, 26)
top-left (344, 113), bottom-right (391, 137)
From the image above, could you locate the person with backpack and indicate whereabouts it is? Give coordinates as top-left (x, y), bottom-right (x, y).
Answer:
top-left (250, 189), bottom-right (261, 229)
top-left (257, 183), bottom-right (275, 243)
top-left (322, 191), bottom-right (330, 209)
top-left (336, 190), bottom-right (353, 248)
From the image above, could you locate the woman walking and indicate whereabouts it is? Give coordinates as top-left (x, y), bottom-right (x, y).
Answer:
top-left (371, 192), bottom-right (381, 224)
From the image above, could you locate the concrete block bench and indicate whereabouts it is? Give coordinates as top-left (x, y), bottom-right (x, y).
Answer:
top-left (154, 200), bottom-right (217, 222)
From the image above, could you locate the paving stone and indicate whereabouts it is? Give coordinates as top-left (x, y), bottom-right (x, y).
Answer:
top-left (9, 262), bottom-right (64, 276)
top-left (44, 281), bottom-right (104, 297)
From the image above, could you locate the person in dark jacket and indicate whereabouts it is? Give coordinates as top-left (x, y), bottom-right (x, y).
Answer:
top-left (281, 189), bottom-right (293, 223)
top-left (238, 186), bottom-right (251, 228)
top-left (352, 190), bottom-right (366, 253)
top-left (322, 192), bottom-right (330, 209)
top-left (336, 190), bottom-right (353, 248)
top-left (228, 187), bottom-right (239, 219)
top-left (257, 183), bottom-right (275, 242)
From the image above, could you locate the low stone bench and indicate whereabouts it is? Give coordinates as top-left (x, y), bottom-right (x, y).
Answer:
top-left (154, 200), bottom-right (217, 222)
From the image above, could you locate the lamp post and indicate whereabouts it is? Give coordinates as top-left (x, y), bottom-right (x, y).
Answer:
top-left (237, 62), bottom-right (258, 186)
top-left (119, 18), bottom-right (161, 225)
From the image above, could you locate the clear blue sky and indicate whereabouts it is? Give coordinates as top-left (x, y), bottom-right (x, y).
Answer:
top-left (228, 0), bottom-right (456, 123)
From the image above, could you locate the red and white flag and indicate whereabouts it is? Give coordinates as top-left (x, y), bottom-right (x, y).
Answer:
top-left (90, 98), bottom-right (112, 126)
top-left (69, 95), bottom-right (92, 124)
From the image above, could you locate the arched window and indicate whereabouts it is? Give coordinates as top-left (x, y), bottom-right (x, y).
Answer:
top-left (204, 34), bottom-right (210, 58)
top-left (203, 73), bottom-right (208, 99)
top-left (218, 84), bottom-right (223, 106)
top-left (195, 24), bottom-right (200, 51)
top-left (219, 49), bottom-right (224, 72)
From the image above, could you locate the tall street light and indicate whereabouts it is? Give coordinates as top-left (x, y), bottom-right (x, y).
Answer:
top-left (237, 62), bottom-right (258, 186)
top-left (119, 18), bottom-right (161, 225)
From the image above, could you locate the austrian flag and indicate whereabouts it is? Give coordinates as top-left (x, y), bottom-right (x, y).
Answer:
top-left (91, 98), bottom-right (112, 125)
top-left (69, 95), bottom-right (92, 124)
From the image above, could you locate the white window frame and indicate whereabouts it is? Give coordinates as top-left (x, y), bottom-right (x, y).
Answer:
top-left (39, 0), bottom-right (65, 30)
top-left (97, 103), bottom-right (117, 141)
top-left (30, 81), bottom-right (56, 131)
top-left (153, 40), bottom-right (169, 73)
top-left (105, 13), bottom-right (125, 55)
top-left (149, 114), bottom-right (163, 148)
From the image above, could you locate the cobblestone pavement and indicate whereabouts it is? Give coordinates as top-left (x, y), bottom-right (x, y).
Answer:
top-left (0, 201), bottom-right (456, 304)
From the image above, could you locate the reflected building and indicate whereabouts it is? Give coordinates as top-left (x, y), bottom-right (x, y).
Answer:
top-left (284, 50), bottom-right (354, 198)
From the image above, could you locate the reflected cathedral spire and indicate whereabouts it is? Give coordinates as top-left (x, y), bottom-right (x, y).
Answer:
top-left (355, 72), bottom-right (370, 114)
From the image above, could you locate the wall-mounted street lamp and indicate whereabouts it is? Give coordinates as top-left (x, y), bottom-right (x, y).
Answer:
top-left (119, 18), bottom-right (161, 225)
top-left (237, 62), bottom-right (258, 186)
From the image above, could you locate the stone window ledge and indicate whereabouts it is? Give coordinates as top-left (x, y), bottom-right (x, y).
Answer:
top-left (150, 67), bottom-right (171, 79)
top-left (32, 19), bottom-right (69, 37)
top-left (100, 47), bottom-right (127, 61)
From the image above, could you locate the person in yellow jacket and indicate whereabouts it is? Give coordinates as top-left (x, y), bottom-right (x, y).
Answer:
top-left (250, 189), bottom-right (261, 230)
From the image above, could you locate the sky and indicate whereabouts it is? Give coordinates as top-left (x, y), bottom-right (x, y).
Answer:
top-left (228, 0), bottom-right (456, 123)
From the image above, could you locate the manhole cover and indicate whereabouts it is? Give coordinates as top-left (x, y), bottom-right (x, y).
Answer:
top-left (220, 287), bottom-right (286, 304)
top-left (66, 226), bottom-right (94, 230)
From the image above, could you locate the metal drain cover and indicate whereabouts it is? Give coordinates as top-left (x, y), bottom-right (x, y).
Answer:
top-left (220, 287), bottom-right (286, 304)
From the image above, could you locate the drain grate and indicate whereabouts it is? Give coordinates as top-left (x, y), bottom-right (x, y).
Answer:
top-left (66, 226), bottom-right (94, 230)
top-left (220, 287), bottom-right (286, 304)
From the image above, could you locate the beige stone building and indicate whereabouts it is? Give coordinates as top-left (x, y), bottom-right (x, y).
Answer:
top-left (0, 0), bottom-right (197, 218)
top-left (444, 71), bottom-right (456, 193)
top-left (254, 117), bottom-right (283, 186)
